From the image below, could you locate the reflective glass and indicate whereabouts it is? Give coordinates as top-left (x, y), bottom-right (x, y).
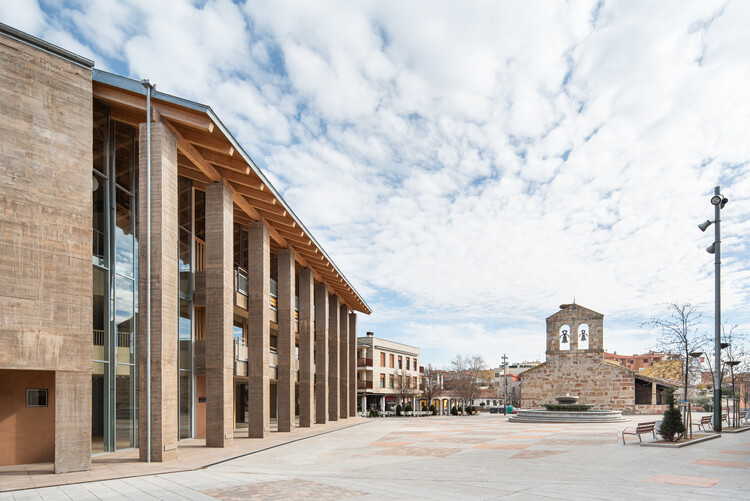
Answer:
top-left (93, 101), bottom-right (107, 175)
top-left (179, 299), bottom-right (192, 370)
top-left (114, 275), bottom-right (135, 364)
top-left (91, 361), bottom-right (107, 453)
top-left (179, 227), bottom-right (191, 299)
top-left (115, 188), bottom-right (134, 278)
top-left (178, 177), bottom-right (191, 229)
top-left (93, 267), bottom-right (108, 358)
top-left (114, 122), bottom-right (134, 191)
top-left (194, 190), bottom-right (205, 242)
top-left (93, 173), bottom-right (107, 266)
top-left (114, 364), bottom-right (134, 449)
top-left (179, 370), bottom-right (192, 439)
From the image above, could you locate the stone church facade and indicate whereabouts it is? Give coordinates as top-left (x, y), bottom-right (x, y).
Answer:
top-left (520, 303), bottom-right (675, 412)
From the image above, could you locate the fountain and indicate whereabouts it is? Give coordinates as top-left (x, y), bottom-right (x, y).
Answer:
top-left (509, 394), bottom-right (626, 423)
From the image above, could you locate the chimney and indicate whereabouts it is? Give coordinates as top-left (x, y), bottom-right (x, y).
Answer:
top-left (366, 331), bottom-right (374, 337)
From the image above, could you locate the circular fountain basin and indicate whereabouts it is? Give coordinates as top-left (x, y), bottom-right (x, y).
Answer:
top-left (509, 409), bottom-right (626, 423)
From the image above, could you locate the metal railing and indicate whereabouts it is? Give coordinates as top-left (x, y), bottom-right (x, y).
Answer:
top-left (93, 329), bottom-right (105, 346)
top-left (357, 381), bottom-right (373, 389)
top-left (235, 266), bottom-right (248, 296)
top-left (357, 358), bottom-right (373, 367)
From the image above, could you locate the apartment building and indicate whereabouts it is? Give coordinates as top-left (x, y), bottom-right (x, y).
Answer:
top-left (604, 352), bottom-right (670, 372)
top-left (356, 333), bottom-right (420, 412)
top-left (0, 24), bottom-right (369, 472)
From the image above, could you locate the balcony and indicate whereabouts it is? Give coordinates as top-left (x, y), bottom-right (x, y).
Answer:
top-left (357, 381), bottom-right (373, 390)
top-left (234, 266), bottom-right (248, 310)
top-left (357, 358), bottom-right (373, 367)
top-left (195, 237), bottom-right (205, 272)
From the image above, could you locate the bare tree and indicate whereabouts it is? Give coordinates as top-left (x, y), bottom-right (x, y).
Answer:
top-left (644, 302), bottom-right (703, 400)
top-left (701, 323), bottom-right (749, 397)
top-left (392, 368), bottom-right (418, 409)
top-left (420, 363), bottom-right (442, 409)
top-left (448, 354), bottom-right (486, 412)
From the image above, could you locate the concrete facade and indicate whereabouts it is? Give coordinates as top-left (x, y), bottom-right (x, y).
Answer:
top-left (0, 25), bottom-right (369, 472)
top-left (0, 30), bottom-right (93, 473)
top-left (356, 334), bottom-right (421, 412)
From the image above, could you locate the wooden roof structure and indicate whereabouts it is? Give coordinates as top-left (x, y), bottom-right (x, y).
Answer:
top-left (92, 70), bottom-right (370, 314)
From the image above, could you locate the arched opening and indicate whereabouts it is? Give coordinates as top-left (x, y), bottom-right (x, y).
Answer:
top-left (578, 323), bottom-right (590, 350)
top-left (559, 324), bottom-right (570, 350)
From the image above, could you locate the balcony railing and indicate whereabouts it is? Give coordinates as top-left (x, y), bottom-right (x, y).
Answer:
top-left (195, 237), bottom-right (205, 272)
top-left (93, 329), bottom-right (104, 346)
top-left (357, 358), bottom-right (373, 367)
top-left (235, 266), bottom-right (248, 296)
top-left (357, 381), bottom-right (373, 390)
top-left (92, 229), bottom-right (105, 266)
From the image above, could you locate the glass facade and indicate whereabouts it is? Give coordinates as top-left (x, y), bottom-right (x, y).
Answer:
top-left (91, 100), bottom-right (138, 453)
top-left (178, 177), bottom-right (194, 440)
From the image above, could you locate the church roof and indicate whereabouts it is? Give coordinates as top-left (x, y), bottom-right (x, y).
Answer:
top-left (546, 303), bottom-right (604, 321)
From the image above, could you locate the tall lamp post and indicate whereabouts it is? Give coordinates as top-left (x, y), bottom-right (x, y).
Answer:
top-left (698, 185), bottom-right (728, 432)
top-left (501, 354), bottom-right (508, 414)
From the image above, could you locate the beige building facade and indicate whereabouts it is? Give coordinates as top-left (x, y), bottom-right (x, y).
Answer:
top-left (356, 333), bottom-right (420, 412)
top-left (0, 24), bottom-right (369, 472)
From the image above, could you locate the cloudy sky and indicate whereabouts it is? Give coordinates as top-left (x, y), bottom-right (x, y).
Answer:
top-left (4, 0), bottom-right (750, 368)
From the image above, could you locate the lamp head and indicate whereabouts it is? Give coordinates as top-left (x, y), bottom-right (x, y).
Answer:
top-left (706, 243), bottom-right (715, 254)
top-left (711, 195), bottom-right (722, 206)
top-left (698, 220), bottom-right (712, 232)
top-left (720, 342), bottom-right (730, 350)
top-left (689, 351), bottom-right (703, 358)
top-left (721, 197), bottom-right (728, 209)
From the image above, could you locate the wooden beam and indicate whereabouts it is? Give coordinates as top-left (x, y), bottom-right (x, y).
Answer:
top-left (231, 183), bottom-right (279, 207)
top-left (93, 83), bottom-right (215, 132)
top-left (200, 148), bottom-right (250, 173)
top-left (178, 165), bottom-right (212, 184)
top-left (178, 127), bottom-right (234, 156)
top-left (109, 107), bottom-right (145, 127)
top-left (163, 119), bottom-right (221, 182)
top-left (216, 168), bottom-right (275, 202)
top-left (256, 208), bottom-right (296, 228)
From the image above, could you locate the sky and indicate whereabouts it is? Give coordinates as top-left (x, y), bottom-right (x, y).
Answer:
top-left (4, 0), bottom-right (750, 368)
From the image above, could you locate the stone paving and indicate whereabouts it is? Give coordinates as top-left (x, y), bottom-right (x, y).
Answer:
top-left (2, 414), bottom-right (750, 500)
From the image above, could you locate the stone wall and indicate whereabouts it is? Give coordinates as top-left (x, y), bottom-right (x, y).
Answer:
top-left (520, 352), bottom-right (635, 410)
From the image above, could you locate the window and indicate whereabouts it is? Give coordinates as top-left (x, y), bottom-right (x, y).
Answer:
top-left (26, 389), bottom-right (48, 407)
top-left (559, 324), bottom-right (570, 350)
top-left (406, 357), bottom-right (410, 370)
top-left (389, 374), bottom-right (394, 388)
top-left (380, 374), bottom-right (385, 388)
top-left (398, 356), bottom-right (402, 369)
top-left (643, 358), bottom-right (648, 363)
top-left (380, 352), bottom-right (386, 367)
top-left (389, 354), bottom-right (394, 368)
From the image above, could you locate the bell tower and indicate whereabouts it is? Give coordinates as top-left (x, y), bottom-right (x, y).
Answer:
top-left (545, 303), bottom-right (604, 359)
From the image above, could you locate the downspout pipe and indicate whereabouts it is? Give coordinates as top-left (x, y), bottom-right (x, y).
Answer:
top-left (140, 79), bottom-right (154, 462)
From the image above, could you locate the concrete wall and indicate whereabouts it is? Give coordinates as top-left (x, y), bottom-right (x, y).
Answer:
top-left (0, 32), bottom-right (93, 471)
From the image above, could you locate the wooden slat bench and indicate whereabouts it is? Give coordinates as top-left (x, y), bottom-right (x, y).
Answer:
top-left (622, 421), bottom-right (656, 444)
top-left (696, 415), bottom-right (713, 431)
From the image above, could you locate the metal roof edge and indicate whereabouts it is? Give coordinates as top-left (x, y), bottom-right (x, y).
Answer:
top-left (0, 22), bottom-right (94, 68)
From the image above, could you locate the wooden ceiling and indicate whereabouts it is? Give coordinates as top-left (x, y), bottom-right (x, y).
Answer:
top-left (93, 81), bottom-right (370, 314)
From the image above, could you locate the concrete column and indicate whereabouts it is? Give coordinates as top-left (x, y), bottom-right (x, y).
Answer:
top-left (298, 268), bottom-right (315, 427)
top-left (138, 121), bottom-right (178, 462)
top-left (651, 382), bottom-right (657, 405)
top-left (379, 395), bottom-right (385, 412)
top-left (360, 395), bottom-right (366, 413)
top-left (205, 182), bottom-right (234, 447)
top-left (54, 371), bottom-right (91, 473)
top-left (314, 282), bottom-right (329, 424)
top-left (248, 221), bottom-right (270, 438)
top-left (339, 304), bottom-right (349, 419)
top-left (277, 248), bottom-right (295, 432)
top-left (349, 313), bottom-right (357, 417)
top-left (328, 294), bottom-right (340, 421)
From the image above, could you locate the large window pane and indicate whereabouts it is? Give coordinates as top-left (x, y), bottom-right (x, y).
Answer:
top-left (93, 267), bottom-right (108, 359)
top-left (179, 299), bottom-right (192, 370)
top-left (93, 101), bottom-right (107, 175)
top-left (93, 173), bottom-right (107, 267)
top-left (178, 177), bottom-right (191, 229)
top-left (179, 228), bottom-right (191, 298)
top-left (179, 370), bottom-right (192, 440)
top-left (114, 275), bottom-right (135, 364)
top-left (114, 122), bottom-right (134, 191)
top-left (115, 188), bottom-right (134, 278)
top-left (114, 364), bottom-right (134, 450)
top-left (92, 361), bottom-right (108, 453)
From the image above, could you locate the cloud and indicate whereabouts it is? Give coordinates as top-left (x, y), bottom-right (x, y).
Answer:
top-left (21, 0), bottom-right (750, 365)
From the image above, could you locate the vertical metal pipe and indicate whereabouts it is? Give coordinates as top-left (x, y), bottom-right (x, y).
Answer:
top-left (141, 79), bottom-right (153, 460)
top-left (713, 185), bottom-right (722, 432)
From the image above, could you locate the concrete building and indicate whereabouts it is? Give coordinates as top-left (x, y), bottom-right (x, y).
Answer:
top-left (604, 351), bottom-right (671, 372)
top-left (0, 24), bottom-right (369, 472)
top-left (520, 303), bottom-right (677, 413)
top-left (356, 333), bottom-right (420, 412)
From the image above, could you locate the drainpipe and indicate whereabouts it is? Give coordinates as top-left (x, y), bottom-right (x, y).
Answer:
top-left (140, 79), bottom-right (154, 463)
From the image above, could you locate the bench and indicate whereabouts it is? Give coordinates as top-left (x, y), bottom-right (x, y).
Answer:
top-left (696, 415), bottom-right (713, 431)
top-left (622, 421), bottom-right (656, 444)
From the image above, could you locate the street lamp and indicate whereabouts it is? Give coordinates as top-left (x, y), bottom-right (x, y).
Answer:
top-left (501, 354), bottom-right (508, 415)
top-left (698, 186), bottom-right (728, 432)
top-left (690, 345), bottom-right (729, 415)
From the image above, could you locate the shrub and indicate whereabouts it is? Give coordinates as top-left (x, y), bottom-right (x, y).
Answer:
top-left (405, 404), bottom-right (413, 412)
top-left (451, 406), bottom-right (458, 416)
top-left (658, 388), bottom-right (685, 442)
top-left (396, 404), bottom-right (403, 416)
top-left (368, 409), bottom-right (379, 418)
top-left (429, 404), bottom-right (437, 415)
top-left (480, 402), bottom-right (485, 407)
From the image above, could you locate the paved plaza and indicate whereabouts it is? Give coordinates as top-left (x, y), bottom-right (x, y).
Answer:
top-left (2, 414), bottom-right (749, 500)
